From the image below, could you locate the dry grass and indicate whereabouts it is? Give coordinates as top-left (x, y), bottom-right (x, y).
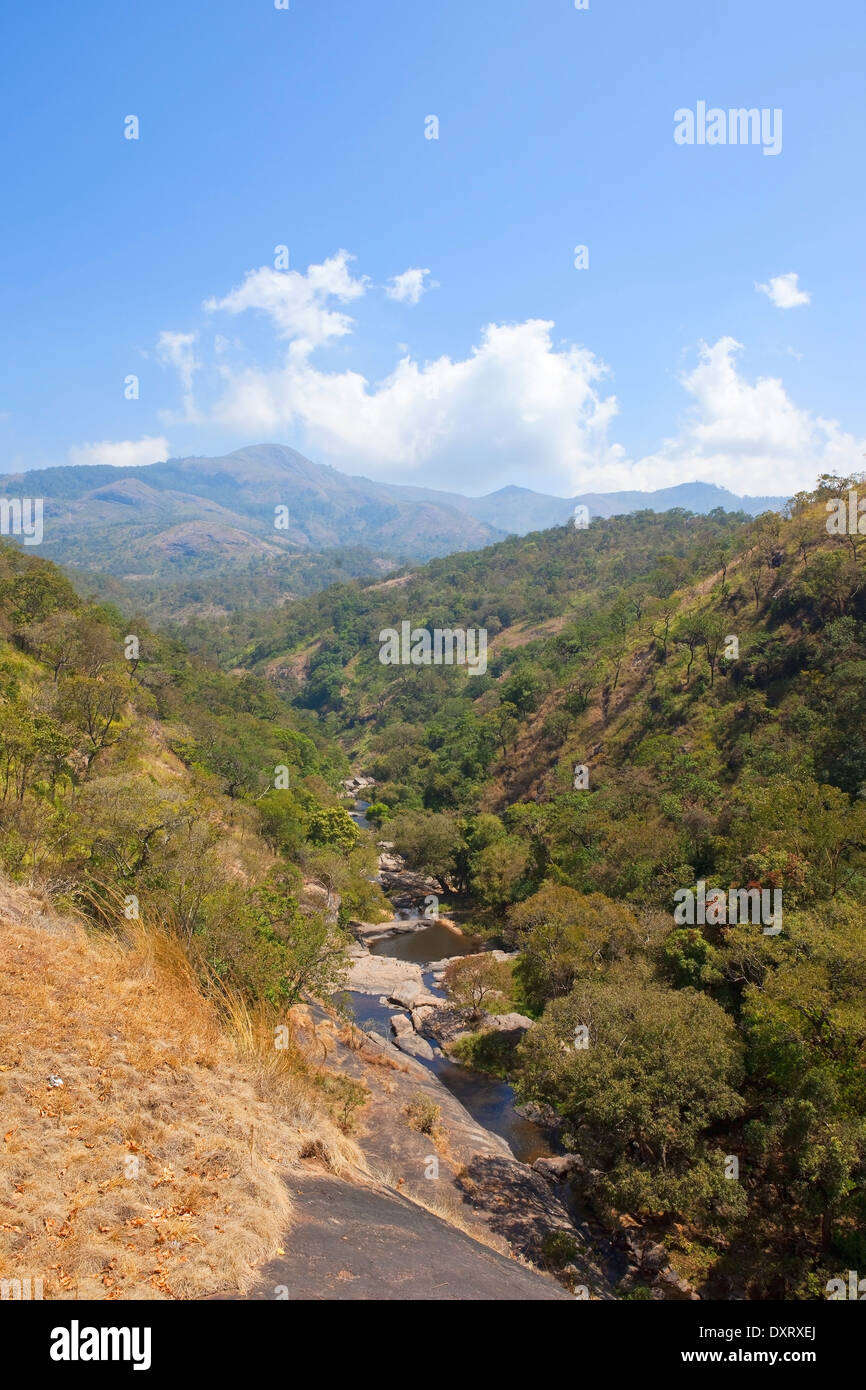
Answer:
top-left (402, 1092), bottom-right (448, 1153)
top-left (0, 886), bottom-right (361, 1301)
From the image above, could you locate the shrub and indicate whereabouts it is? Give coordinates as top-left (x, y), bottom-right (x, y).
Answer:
top-left (403, 1092), bottom-right (442, 1137)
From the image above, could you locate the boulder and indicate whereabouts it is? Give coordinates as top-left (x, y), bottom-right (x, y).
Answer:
top-left (425, 957), bottom-right (463, 974)
top-left (346, 948), bottom-right (423, 997)
top-left (532, 1154), bottom-right (585, 1183)
top-left (482, 1011), bottom-right (535, 1035)
top-left (617, 1265), bottom-right (643, 1293)
top-left (388, 980), bottom-right (423, 1009)
top-left (654, 1267), bottom-right (700, 1300)
top-left (390, 1013), bottom-right (413, 1036)
top-left (377, 851), bottom-right (403, 872)
top-left (392, 1032), bottom-right (436, 1061)
top-left (640, 1242), bottom-right (669, 1273)
top-left (514, 1101), bottom-right (559, 1128)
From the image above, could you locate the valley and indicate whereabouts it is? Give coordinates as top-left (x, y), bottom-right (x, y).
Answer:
top-left (1, 472), bottom-right (865, 1302)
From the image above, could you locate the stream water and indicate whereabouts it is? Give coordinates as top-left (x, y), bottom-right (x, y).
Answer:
top-left (368, 921), bottom-right (479, 962)
top-left (343, 798), bottom-right (556, 1165)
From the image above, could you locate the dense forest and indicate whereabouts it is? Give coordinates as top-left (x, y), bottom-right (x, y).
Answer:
top-left (3, 472), bottom-right (865, 1298)
top-left (0, 542), bottom-right (393, 1013)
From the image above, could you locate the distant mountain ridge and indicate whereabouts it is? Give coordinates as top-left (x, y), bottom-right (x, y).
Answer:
top-left (404, 480), bottom-right (785, 531)
top-left (1, 446), bottom-right (504, 571)
top-left (0, 445), bottom-right (784, 615)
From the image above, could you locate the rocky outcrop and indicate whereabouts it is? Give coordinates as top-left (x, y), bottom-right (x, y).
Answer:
top-left (533, 1154), bottom-right (585, 1182)
top-left (341, 774), bottom-right (376, 795)
top-left (346, 942), bottom-right (423, 996)
top-left (387, 979), bottom-right (424, 1009)
top-left (391, 1031), bottom-right (436, 1061)
top-left (455, 1154), bottom-right (613, 1298)
top-left (220, 1172), bottom-right (572, 1301)
top-left (482, 1011), bottom-right (534, 1036)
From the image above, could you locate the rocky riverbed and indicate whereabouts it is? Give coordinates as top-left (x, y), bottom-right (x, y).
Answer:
top-left (332, 786), bottom-right (700, 1299)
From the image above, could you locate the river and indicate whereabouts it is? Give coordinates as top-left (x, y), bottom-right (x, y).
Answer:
top-left (341, 799), bottom-right (556, 1165)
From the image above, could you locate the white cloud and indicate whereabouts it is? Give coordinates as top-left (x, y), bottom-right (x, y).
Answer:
top-left (630, 338), bottom-right (862, 495)
top-left (157, 331), bottom-right (198, 392)
top-left (385, 268), bottom-right (432, 304)
top-left (206, 318), bottom-right (626, 494)
top-left (68, 436), bottom-right (170, 469)
top-left (204, 251), bottom-right (368, 352)
top-left (157, 331), bottom-right (199, 422)
top-left (756, 272), bottom-right (811, 309)
top-left (154, 252), bottom-right (863, 498)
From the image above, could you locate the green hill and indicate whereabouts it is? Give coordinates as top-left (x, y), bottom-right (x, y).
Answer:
top-left (196, 474), bottom-right (866, 1297)
top-left (4, 470), bottom-right (866, 1299)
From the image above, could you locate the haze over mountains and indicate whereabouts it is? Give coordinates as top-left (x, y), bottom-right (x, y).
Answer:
top-left (1, 444), bottom-right (783, 581)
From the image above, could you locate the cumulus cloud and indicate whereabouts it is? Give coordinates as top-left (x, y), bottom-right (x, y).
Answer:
top-left (154, 252), bottom-right (862, 498)
top-left (756, 272), bottom-right (811, 309)
top-left (631, 338), bottom-right (861, 495)
top-left (385, 268), bottom-right (433, 304)
top-left (206, 318), bottom-right (626, 494)
top-left (204, 251), bottom-right (368, 353)
top-left (68, 436), bottom-right (170, 469)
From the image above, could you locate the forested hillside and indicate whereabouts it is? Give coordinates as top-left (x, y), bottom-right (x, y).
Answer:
top-left (0, 540), bottom-right (390, 998)
top-left (3, 472), bottom-right (865, 1299)
top-left (193, 474), bottom-right (866, 1297)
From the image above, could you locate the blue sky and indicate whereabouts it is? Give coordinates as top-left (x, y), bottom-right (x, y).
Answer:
top-left (1, 0), bottom-right (863, 498)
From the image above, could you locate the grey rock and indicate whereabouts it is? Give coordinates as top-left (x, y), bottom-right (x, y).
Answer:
top-left (483, 1011), bottom-right (534, 1034)
top-left (532, 1154), bottom-right (584, 1183)
top-left (424, 957), bottom-right (463, 974)
top-left (388, 980), bottom-right (423, 1009)
top-left (514, 1101), bottom-right (559, 1128)
top-left (392, 1032), bottom-right (436, 1061)
top-left (640, 1242), bottom-right (669, 1273)
top-left (618, 1264), bottom-right (643, 1290)
top-left (655, 1267), bottom-right (700, 1300)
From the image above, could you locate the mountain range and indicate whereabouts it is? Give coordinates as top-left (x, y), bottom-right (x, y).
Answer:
top-left (1, 444), bottom-right (785, 614)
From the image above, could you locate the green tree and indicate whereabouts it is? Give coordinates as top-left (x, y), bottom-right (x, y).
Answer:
top-left (306, 804), bottom-right (360, 854)
top-left (518, 963), bottom-right (745, 1222)
top-left (443, 954), bottom-right (513, 1020)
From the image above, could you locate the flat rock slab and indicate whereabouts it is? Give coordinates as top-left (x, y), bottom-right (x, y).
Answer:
top-left (347, 945), bottom-right (424, 996)
top-left (392, 1032), bottom-right (436, 1060)
top-left (221, 1172), bottom-right (571, 1301)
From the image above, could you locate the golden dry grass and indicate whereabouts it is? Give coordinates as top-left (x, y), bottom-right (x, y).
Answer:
top-left (0, 888), bottom-right (361, 1301)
